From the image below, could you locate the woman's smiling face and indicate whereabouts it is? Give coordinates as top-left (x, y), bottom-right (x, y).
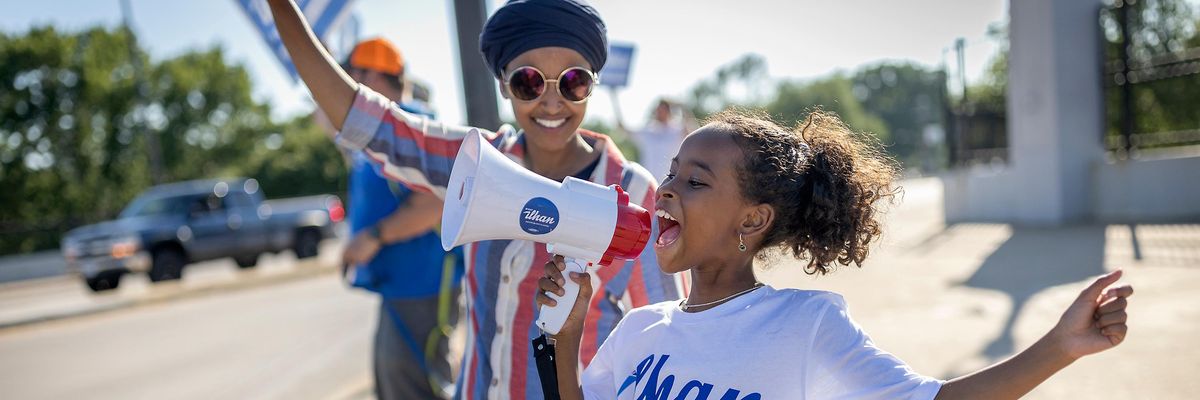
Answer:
top-left (653, 126), bottom-right (755, 273)
top-left (501, 47), bottom-right (591, 154)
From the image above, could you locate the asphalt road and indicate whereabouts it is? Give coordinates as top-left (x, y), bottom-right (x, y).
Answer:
top-left (0, 272), bottom-right (376, 400)
top-left (0, 242), bottom-right (344, 328)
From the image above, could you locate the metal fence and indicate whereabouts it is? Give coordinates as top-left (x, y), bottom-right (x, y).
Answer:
top-left (947, 1), bottom-right (1200, 166)
top-left (1102, 0), bottom-right (1200, 157)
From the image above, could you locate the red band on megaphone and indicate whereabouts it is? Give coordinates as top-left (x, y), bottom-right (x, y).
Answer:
top-left (599, 185), bottom-right (652, 266)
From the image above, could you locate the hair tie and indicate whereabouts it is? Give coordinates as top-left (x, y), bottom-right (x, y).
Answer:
top-left (796, 142), bottom-right (813, 163)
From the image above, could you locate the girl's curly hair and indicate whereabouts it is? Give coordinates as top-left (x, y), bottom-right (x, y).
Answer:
top-left (707, 108), bottom-right (900, 275)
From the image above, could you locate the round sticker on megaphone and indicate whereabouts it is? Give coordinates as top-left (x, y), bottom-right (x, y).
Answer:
top-left (520, 197), bottom-right (559, 235)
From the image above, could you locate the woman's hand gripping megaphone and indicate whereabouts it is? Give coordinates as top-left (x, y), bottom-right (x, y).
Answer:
top-left (536, 255), bottom-right (593, 339)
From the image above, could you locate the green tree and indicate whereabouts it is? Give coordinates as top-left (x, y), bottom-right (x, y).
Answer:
top-left (239, 115), bottom-right (347, 200)
top-left (151, 47), bottom-right (271, 180)
top-left (1101, 0), bottom-right (1200, 144)
top-left (0, 26), bottom-right (345, 254)
top-left (852, 63), bottom-right (948, 166)
top-left (682, 55), bottom-right (898, 165)
top-left (686, 54), bottom-right (771, 119)
top-left (1, 26), bottom-right (153, 253)
top-left (766, 75), bottom-right (889, 143)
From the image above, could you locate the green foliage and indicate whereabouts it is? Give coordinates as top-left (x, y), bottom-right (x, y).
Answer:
top-left (1101, 0), bottom-right (1200, 143)
top-left (0, 26), bottom-right (345, 254)
top-left (966, 50), bottom-right (1007, 113)
top-left (239, 115), bottom-right (348, 200)
top-left (0, 26), bottom-right (151, 253)
top-left (767, 75), bottom-right (889, 143)
top-left (683, 55), bottom-right (945, 170)
top-left (852, 63), bottom-right (949, 167)
top-left (686, 54), bottom-right (770, 119)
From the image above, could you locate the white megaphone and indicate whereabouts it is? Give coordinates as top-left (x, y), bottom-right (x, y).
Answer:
top-left (441, 130), bottom-right (652, 335)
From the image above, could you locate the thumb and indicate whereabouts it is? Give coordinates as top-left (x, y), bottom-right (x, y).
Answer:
top-left (570, 272), bottom-right (593, 301)
top-left (1077, 269), bottom-right (1123, 304)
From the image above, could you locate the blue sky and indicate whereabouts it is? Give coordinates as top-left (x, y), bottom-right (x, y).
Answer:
top-left (2, 0), bottom-right (1009, 127)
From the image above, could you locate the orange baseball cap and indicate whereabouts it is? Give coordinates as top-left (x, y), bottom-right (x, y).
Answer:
top-left (348, 38), bottom-right (404, 75)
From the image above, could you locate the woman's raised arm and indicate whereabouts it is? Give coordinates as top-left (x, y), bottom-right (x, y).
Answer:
top-left (266, 0), bottom-right (357, 130)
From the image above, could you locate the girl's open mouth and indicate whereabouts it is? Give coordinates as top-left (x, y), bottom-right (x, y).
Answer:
top-left (655, 209), bottom-right (681, 248)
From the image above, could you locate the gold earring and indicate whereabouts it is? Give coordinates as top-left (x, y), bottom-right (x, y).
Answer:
top-left (738, 233), bottom-right (747, 252)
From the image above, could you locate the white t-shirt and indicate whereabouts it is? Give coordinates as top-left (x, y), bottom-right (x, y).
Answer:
top-left (632, 121), bottom-right (685, 182)
top-left (581, 286), bottom-right (943, 400)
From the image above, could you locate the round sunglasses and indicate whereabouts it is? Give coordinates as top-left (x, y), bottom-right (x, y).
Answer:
top-left (504, 66), bottom-right (598, 103)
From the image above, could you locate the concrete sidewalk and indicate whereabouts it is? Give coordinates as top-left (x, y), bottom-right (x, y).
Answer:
top-left (759, 177), bottom-right (1200, 399)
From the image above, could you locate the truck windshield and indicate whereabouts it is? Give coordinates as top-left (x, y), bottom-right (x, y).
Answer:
top-left (120, 195), bottom-right (195, 218)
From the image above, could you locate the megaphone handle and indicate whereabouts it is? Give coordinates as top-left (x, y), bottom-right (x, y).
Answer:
top-left (536, 257), bottom-right (588, 335)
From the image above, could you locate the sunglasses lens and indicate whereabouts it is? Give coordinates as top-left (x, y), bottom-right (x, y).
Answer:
top-left (508, 67), bottom-right (545, 101)
top-left (559, 69), bottom-right (594, 102)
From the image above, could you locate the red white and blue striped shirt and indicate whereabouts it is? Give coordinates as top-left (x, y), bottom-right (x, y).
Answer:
top-left (338, 86), bottom-right (686, 399)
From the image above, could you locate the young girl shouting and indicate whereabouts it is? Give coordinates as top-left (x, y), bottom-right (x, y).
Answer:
top-left (538, 110), bottom-right (1133, 399)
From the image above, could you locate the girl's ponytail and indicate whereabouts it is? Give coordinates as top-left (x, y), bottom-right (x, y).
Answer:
top-left (712, 109), bottom-right (899, 275)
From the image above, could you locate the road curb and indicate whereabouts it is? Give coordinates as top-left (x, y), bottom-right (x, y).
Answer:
top-left (324, 374), bottom-right (374, 400)
top-left (0, 260), bottom-right (340, 331)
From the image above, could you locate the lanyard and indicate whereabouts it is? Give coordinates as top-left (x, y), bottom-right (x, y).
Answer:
top-left (532, 334), bottom-right (561, 400)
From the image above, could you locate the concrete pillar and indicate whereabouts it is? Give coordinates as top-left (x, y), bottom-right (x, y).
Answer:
top-left (1005, 0), bottom-right (1104, 225)
top-left (944, 0), bottom-right (1104, 226)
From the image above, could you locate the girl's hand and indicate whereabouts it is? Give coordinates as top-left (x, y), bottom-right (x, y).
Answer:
top-left (936, 270), bottom-right (1134, 399)
top-left (535, 255), bottom-right (592, 340)
top-left (1050, 269), bottom-right (1134, 360)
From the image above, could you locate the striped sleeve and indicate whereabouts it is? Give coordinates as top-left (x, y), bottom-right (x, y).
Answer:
top-left (337, 84), bottom-right (497, 199)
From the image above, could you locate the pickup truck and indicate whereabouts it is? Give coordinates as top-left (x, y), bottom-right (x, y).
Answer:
top-left (60, 178), bottom-right (344, 292)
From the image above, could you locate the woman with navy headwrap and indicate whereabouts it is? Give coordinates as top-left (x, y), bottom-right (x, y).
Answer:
top-left (266, 0), bottom-right (684, 398)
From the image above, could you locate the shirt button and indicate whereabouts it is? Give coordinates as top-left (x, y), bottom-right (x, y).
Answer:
top-left (497, 325), bottom-right (504, 334)
top-left (501, 275), bottom-right (510, 283)
top-left (492, 378), bottom-right (499, 386)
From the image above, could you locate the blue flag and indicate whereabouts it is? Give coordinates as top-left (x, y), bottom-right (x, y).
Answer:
top-left (234, 0), bottom-right (359, 81)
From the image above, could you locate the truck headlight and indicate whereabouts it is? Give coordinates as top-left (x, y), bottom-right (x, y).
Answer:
top-left (110, 237), bottom-right (141, 259)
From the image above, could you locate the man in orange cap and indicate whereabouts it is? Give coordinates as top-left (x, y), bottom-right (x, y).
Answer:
top-left (335, 37), bottom-right (461, 399)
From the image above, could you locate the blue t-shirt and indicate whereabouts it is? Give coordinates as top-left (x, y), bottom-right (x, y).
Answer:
top-left (347, 102), bottom-right (463, 298)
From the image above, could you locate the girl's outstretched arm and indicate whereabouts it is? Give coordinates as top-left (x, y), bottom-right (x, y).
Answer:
top-left (266, 0), bottom-right (357, 130)
top-left (936, 270), bottom-right (1133, 399)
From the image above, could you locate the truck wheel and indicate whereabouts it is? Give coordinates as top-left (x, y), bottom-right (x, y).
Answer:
top-left (149, 248), bottom-right (186, 282)
top-left (293, 229), bottom-right (320, 259)
top-left (85, 271), bottom-right (123, 292)
top-left (234, 254), bottom-right (259, 269)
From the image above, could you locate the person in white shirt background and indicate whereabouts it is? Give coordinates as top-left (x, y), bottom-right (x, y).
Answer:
top-left (539, 109), bottom-right (1134, 400)
top-left (619, 99), bottom-right (697, 182)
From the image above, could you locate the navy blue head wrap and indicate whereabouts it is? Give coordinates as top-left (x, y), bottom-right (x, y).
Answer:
top-left (479, 0), bottom-right (608, 79)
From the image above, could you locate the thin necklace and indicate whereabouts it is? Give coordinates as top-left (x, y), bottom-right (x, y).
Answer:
top-left (679, 283), bottom-right (764, 311)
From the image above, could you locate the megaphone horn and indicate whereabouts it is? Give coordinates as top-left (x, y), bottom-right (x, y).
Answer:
top-left (441, 130), bottom-right (652, 334)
